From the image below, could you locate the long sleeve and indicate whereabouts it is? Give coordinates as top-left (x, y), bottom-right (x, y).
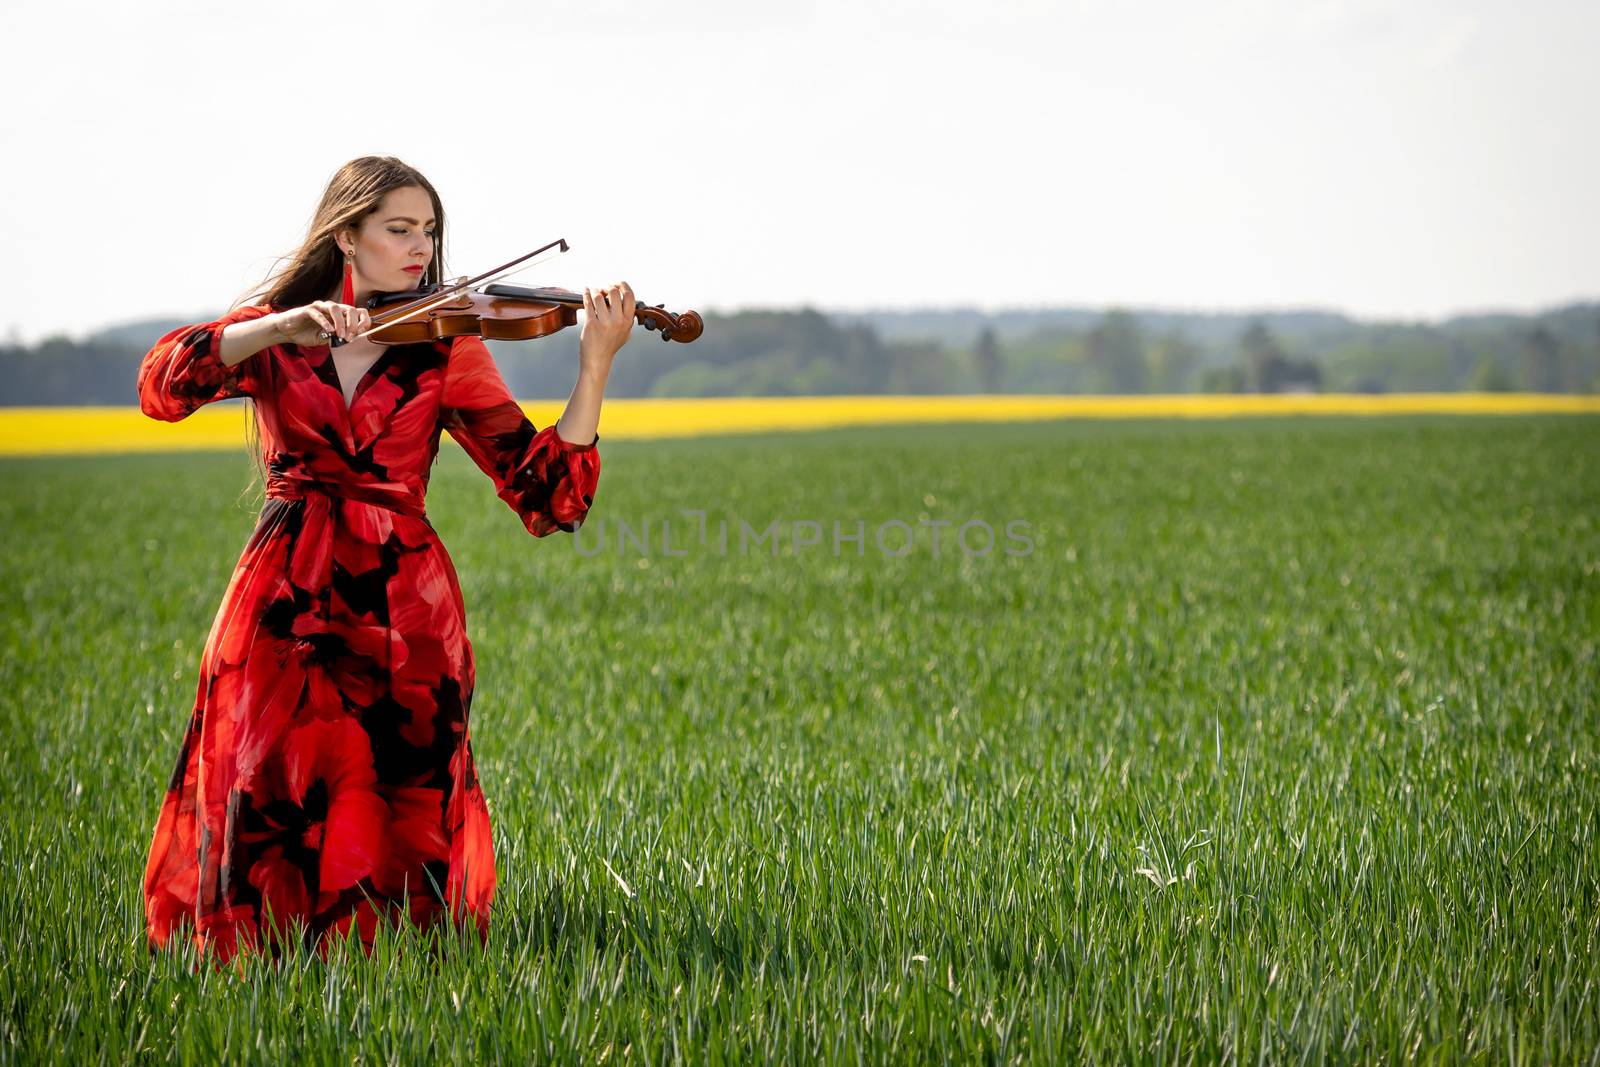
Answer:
top-left (439, 335), bottom-right (601, 537)
top-left (137, 305), bottom-right (274, 422)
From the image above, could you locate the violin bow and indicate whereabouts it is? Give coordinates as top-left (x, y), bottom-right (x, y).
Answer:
top-left (322, 237), bottom-right (571, 347)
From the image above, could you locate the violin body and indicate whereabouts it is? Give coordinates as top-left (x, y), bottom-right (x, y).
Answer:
top-left (361, 282), bottom-right (703, 346)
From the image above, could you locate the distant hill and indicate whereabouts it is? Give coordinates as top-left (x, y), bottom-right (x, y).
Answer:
top-left (828, 306), bottom-right (1360, 349)
top-left (86, 317), bottom-right (217, 349)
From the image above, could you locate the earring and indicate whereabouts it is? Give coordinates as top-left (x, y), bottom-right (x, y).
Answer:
top-left (341, 248), bottom-right (355, 306)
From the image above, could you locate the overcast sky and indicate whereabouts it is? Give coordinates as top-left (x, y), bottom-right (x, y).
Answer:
top-left (1, 0), bottom-right (1595, 343)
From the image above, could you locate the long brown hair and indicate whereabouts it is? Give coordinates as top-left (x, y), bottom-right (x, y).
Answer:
top-left (232, 156), bottom-right (448, 502)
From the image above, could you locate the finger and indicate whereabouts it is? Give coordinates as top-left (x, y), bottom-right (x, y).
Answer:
top-left (620, 280), bottom-right (636, 318)
top-left (306, 302), bottom-right (331, 338)
top-left (583, 287), bottom-right (595, 318)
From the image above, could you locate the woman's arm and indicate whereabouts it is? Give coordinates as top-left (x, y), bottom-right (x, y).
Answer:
top-left (218, 314), bottom-right (287, 366)
top-left (138, 307), bottom-right (274, 421)
top-left (217, 301), bottom-right (374, 365)
top-left (554, 282), bottom-right (633, 444)
top-left (555, 367), bottom-right (608, 446)
top-left (440, 335), bottom-right (601, 537)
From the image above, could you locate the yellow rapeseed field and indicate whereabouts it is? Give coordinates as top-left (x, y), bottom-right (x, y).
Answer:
top-left (2, 393), bottom-right (1597, 457)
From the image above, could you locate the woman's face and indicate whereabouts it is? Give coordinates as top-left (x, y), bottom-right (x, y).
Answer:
top-left (341, 185), bottom-right (436, 298)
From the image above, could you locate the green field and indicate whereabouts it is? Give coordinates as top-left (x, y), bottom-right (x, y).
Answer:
top-left (2, 416), bottom-right (1598, 1064)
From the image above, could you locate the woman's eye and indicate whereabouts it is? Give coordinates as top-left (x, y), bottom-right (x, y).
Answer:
top-left (389, 228), bottom-right (407, 235)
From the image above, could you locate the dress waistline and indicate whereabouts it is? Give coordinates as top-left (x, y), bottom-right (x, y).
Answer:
top-left (264, 475), bottom-right (427, 520)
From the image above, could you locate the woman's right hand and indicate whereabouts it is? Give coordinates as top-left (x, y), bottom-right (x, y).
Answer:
top-left (270, 301), bottom-right (373, 346)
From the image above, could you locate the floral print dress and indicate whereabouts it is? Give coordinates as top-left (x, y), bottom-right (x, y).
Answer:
top-left (137, 305), bottom-right (600, 963)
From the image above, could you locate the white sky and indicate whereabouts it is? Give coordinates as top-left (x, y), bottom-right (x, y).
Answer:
top-left (1, 0), bottom-right (1595, 343)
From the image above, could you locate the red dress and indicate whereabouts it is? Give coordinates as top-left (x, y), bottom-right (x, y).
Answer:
top-left (137, 304), bottom-right (599, 963)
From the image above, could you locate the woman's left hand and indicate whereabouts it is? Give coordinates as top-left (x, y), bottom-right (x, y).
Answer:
top-left (578, 281), bottom-right (635, 380)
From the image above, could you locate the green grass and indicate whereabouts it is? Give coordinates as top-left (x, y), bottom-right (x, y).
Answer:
top-left (2, 415), bottom-right (1598, 1064)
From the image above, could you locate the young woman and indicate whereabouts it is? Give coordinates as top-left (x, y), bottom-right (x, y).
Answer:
top-left (137, 155), bottom-right (635, 965)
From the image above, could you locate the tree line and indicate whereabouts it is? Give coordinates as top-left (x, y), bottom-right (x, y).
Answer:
top-left (3, 302), bottom-right (1596, 405)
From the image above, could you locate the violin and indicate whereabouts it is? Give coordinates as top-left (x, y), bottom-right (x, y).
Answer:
top-left (324, 238), bottom-right (703, 347)
top-left (359, 282), bottom-right (704, 346)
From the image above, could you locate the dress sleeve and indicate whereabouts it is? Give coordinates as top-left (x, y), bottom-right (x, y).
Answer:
top-left (439, 334), bottom-right (601, 537)
top-left (136, 305), bottom-right (273, 421)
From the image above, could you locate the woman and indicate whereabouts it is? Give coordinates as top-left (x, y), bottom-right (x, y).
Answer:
top-left (137, 155), bottom-right (634, 964)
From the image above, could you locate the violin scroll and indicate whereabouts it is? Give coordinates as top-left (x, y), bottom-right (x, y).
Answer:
top-left (637, 304), bottom-right (704, 343)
